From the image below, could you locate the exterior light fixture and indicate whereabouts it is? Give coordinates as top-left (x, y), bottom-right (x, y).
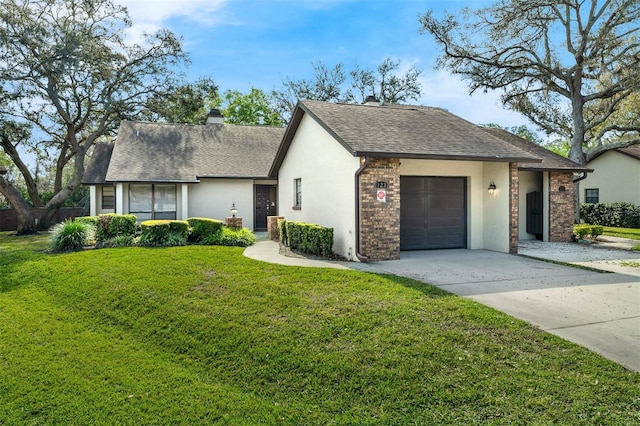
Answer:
top-left (488, 182), bottom-right (496, 195)
top-left (230, 203), bottom-right (237, 218)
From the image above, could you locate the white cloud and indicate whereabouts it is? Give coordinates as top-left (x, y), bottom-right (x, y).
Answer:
top-left (419, 70), bottom-right (528, 127)
top-left (114, 0), bottom-right (228, 43)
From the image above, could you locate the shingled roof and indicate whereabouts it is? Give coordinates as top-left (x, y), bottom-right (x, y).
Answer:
top-left (480, 127), bottom-right (591, 172)
top-left (270, 100), bottom-right (542, 175)
top-left (101, 121), bottom-right (284, 183)
top-left (82, 142), bottom-right (114, 184)
top-left (614, 145), bottom-right (640, 161)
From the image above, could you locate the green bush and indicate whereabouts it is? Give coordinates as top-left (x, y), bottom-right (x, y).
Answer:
top-left (96, 235), bottom-right (136, 249)
top-left (50, 219), bottom-right (95, 252)
top-left (284, 221), bottom-right (333, 257)
top-left (580, 202), bottom-right (640, 228)
top-left (278, 218), bottom-right (288, 246)
top-left (75, 216), bottom-right (98, 227)
top-left (574, 224), bottom-right (604, 240)
top-left (201, 226), bottom-right (256, 247)
top-left (95, 213), bottom-right (137, 242)
top-left (139, 220), bottom-right (189, 247)
top-left (187, 217), bottom-right (224, 242)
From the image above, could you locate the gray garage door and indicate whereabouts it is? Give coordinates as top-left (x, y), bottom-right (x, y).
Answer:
top-left (400, 176), bottom-right (467, 250)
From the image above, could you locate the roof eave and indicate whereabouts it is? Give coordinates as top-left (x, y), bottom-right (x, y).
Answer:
top-left (354, 151), bottom-right (543, 163)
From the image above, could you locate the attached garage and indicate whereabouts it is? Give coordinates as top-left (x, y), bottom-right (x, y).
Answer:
top-left (400, 176), bottom-right (467, 250)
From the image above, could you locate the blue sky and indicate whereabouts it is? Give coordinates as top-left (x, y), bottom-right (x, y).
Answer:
top-left (117, 0), bottom-right (528, 128)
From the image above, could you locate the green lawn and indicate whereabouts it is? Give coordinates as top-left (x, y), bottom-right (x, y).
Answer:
top-left (603, 226), bottom-right (640, 240)
top-left (1, 232), bottom-right (638, 425)
top-left (602, 227), bottom-right (640, 250)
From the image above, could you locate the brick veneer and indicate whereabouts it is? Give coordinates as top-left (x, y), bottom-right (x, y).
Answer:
top-left (358, 157), bottom-right (400, 261)
top-left (225, 217), bottom-right (242, 229)
top-left (549, 172), bottom-right (575, 242)
top-left (509, 162), bottom-right (519, 254)
top-left (267, 215), bottom-right (284, 241)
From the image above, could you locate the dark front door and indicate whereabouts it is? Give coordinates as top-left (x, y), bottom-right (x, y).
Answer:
top-left (400, 176), bottom-right (467, 250)
top-left (526, 191), bottom-right (543, 240)
top-left (254, 185), bottom-right (277, 231)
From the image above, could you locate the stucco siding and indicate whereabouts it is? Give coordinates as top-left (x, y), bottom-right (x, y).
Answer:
top-left (188, 179), bottom-right (255, 227)
top-left (482, 162), bottom-right (510, 252)
top-left (277, 113), bottom-right (360, 259)
top-left (580, 151), bottom-right (640, 204)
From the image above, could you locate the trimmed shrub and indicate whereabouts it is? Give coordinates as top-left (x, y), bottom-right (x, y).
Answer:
top-left (50, 219), bottom-right (95, 252)
top-left (96, 235), bottom-right (136, 248)
top-left (139, 220), bottom-right (189, 247)
top-left (278, 218), bottom-right (288, 246)
top-left (75, 216), bottom-right (99, 227)
top-left (574, 224), bottom-right (604, 240)
top-left (284, 221), bottom-right (333, 257)
top-left (187, 217), bottom-right (224, 242)
top-left (580, 202), bottom-right (640, 228)
top-left (96, 213), bottom-right (137, 242)
top-left (201, 226), bottom-right (256, 247)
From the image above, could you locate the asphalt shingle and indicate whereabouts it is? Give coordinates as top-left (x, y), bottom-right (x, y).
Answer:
top-left (299, 100), bottom-right (542, 161)
top-left (104, 121), bottom-right (284, 182)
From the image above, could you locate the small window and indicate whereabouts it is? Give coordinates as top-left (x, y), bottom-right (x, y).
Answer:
top-left (102, 186), bottom-right (115, 209)
top-left (294, 178), bottom-right (302, 209)
top-left (585, 188), bottom-right (599, 204)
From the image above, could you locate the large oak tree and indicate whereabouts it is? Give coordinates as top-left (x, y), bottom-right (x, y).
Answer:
top-left (0, 0), bottom-right (186, 234)
top-left (420, 0), bottom-right (640, 166)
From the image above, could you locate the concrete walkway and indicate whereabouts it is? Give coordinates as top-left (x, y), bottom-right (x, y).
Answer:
top-left (244, 239), bottom-right (640, 372)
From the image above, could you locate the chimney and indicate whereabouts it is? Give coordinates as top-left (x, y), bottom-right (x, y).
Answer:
top-left (363, 95), bottom-right (380, 106)
top-left (206, 108), bottom-right (224, 125)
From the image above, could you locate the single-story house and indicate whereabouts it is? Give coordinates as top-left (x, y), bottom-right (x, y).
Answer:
top-left (578, 146), bottom-right (640, 205)
top-left (83, 110), bottom-right (284, 230)
top-left (85, 100), bottom-right (589, 261)
top-left (269, 100), bottom-right (590, 261)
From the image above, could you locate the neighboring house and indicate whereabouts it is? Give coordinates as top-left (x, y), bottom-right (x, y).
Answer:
top-left (578, 146), bottom-right (640, 205)
top-left (269, 100), bottom-right (589, 261)
top-left (83, 111), bottom-right (284, 230)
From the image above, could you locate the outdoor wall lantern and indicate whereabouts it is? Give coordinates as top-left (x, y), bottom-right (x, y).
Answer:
top-left (230, 203), bottom-right (237, 218)
top-left (488, 182), bottom-right (497, 195)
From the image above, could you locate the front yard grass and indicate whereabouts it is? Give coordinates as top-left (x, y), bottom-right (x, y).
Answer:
top-left (1, 231), bottom-right (638, 424)
top-left (602, 227), bottom-right (640, 250)
top-left (602, 226), bottom-right (640, 240)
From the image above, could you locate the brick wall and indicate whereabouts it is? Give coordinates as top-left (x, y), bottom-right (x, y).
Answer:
top-left (509, 162), bottom-right (519, 253)
top-left (358, 157), bottom-right (400, 261)
top-left (549, 172), bottom-right (575, 242)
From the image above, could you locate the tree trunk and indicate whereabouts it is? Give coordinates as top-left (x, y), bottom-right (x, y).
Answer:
top-left (569, 89), bottom-right (587, 223)
top-left (0, 177), bottom-right (37, 234)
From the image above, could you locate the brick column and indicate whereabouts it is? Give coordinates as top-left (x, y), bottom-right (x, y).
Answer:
top-left (267, 216), bottom-right (284, 241)
top-left (225, 217), bottom-right (242, 229)
top-left (549, 172), bottom-right (574, 242)
top-left (359, 157), bottom-right (400, 261)
top-left (509, 162), bottom-right (519, 254)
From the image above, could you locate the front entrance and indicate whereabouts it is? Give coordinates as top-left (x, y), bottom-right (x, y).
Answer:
top-left (254, 185), bottom-right (277, 231)
top-left (400, 176), bottom-right (467, 250)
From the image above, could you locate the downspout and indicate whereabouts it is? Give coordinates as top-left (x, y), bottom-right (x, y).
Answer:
top-left (355, 156), bottom-right (370, 262)
top-left (572, 171), bottom-right (588, 183)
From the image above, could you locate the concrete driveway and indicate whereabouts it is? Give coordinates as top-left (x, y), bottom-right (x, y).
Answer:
top-left (246, 239), bottom-right (640, 371)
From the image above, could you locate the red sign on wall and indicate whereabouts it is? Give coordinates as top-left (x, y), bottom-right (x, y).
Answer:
top-left (377, 189), bottom-right (386, 203)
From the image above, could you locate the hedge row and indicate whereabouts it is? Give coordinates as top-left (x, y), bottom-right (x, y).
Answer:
top-left (50, 214), bottom-right (254, 250)
top-left (278, 219), bottom-right (333, 257)
top-left (139, 220), bottom-right (189, 247)
top-left (580, 202), bottom-right (640, 228)
top-left (573, 224), bottom-right (603, 240)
